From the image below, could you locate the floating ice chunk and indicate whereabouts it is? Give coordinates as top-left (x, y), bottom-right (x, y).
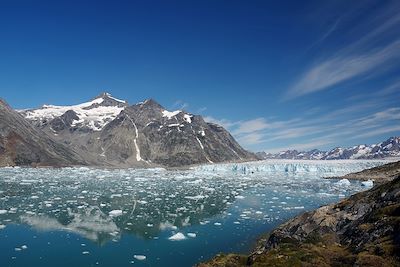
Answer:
top-left (0, 209), bottom-right (7, 214)
top-left (159, 222), bottom-right (177, 230)
top-left (214, 222), bottom-right (222, 226)
top-left (82, 251), bottom-right (90, 255)
top-left (235, 195), bottom-right (245, 199)
top-left (15, 248), bottom-right (22, 251)
top-left (187, 233), bottom-right (197, 238)
top-left (21, 245), bottom-right (27, 250)
top-left (134, 255), bottom-right (146, 261)
top-left (336, 179), bottom-right (351, 187)
top-left (233, 221), bottom-right (241, 224)
top-left (168, 232), bottom-right (186, 241)
top-left (184, 195), bottom-right (206, 201)
top-left (0, 224), bottom-right (5, 229)
top-left (361, 180), bottom-right (373, 187)
top-left (109, 210), bottom-right (123, 217)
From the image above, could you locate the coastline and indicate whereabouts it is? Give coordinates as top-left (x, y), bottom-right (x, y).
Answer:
top-left (197, 161), bottom-right (400, 267)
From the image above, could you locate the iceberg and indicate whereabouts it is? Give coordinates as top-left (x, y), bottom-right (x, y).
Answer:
top-left (361, 180), bottom-right (374, 187)
top-left (168, 232), bottom-right (186, 241)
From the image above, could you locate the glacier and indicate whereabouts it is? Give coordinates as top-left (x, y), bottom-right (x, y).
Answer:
top-left (192, 159), bottom-right (392, 177)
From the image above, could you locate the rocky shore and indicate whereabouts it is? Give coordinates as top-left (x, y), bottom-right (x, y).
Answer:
top-left (198, 161), bottom-right (400, 267)
top-left (334, 160), bottom-right (400, 184)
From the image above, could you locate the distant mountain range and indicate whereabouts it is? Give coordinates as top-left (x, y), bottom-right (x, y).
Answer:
top-left (0, 93), bottom-right (257, 167)
top-left (256, 136), bottom-right (400, 160)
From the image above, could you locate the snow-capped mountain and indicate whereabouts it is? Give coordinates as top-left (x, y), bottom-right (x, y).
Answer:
top-left (13, 93), bottom-right (257, 167)
top-left (256, 137), bottom-right (400, 160)
top-left (21, 92), bottom-right (127, 132)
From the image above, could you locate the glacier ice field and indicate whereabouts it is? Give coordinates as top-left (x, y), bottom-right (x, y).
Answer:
top-left (0, 159), bottom-right (393, 266)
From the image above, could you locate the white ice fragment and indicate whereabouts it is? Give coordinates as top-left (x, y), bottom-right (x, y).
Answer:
top-left (168, 232), bottom-right (186, 241)
top-left (336, 179), bottom-right (351, 187)
top-left (0, 224), bottom-right (5, 229)
top-left (109, 210), bottom-right (123, 217)
top-left (21, 245), bottom-right (28, 250)
top-left (214, 222), bottom-right (222, 226)
top-left (0, 209), bottom-right (7, 214)
top-left (134, 255), bottom-right (146, 261)
top-left (187, 233), bottom-right (197, 238)
top-left (361, 180), bottom-right (373, 187)
top-left (82, 251), bottom-right (90, 255)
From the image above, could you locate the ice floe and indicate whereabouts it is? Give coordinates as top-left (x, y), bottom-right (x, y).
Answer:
top-left (168, 232), bottom-right (186, 241)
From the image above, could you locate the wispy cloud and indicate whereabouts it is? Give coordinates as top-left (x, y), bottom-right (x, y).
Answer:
top-left (264, 138), bottom-right (336, 154)
top-left (205, 106), bottom-right (400, 151)
top-left (232, 118), bottom-right (269, 135)
top-left (285, 4), bottom-right (400, 100)
top-left (171, 100), bottom-right (189, 110)
top-left (286, 40), bottom-right (400, 99)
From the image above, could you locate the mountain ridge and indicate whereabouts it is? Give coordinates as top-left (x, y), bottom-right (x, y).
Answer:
top-left (257, 136), bottom-right (400, 160)
top-left (1, 93), bottom-right (257, 167)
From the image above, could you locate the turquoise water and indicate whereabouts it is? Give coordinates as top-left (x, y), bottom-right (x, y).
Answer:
top-left (0, 161), bottom-right (382, 266)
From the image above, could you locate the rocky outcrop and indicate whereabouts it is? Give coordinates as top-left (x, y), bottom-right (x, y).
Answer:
top-left (336, 160), bottom-right (400, 184)
top-left (198, 172), bottom-right (400, 266)
top-left (0, 99), bottom-right (85, 167)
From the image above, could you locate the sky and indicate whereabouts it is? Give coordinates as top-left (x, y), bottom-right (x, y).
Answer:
top-left (0, 0), bottom-right (399, 152)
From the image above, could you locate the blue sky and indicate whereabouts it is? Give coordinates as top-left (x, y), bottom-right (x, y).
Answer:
top-left (0, 0), bottom-right (399, 152)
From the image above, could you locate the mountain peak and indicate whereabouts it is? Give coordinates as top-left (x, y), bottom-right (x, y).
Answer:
top-left (258, 136), bottom-right (400, 160)
top-left (93, 92), bottom-right (127, 104)
top-left (138, 98), bottom-right (164, 110)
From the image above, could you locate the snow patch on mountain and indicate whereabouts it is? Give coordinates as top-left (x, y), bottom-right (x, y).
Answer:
top-left (162, 110), bottom-right (181, 119)
top-left (22, 93), bottom-right (126, 131)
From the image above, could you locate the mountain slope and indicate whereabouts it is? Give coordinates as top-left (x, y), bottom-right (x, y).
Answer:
top-left (20, 94), bottom-right (257, 167)
top-left (0, 99), bottom-right (85, 167)
top-left (257, 137), bottom-right (400, 160)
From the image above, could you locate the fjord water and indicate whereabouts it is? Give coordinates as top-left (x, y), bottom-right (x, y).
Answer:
top-left (0, 160), bottom-right (390, 267)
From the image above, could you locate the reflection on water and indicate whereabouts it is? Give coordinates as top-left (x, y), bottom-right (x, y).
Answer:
top-left (0, 160), bottom-right (388, 266)
top-left (0, 167), bottom-right (237, 243)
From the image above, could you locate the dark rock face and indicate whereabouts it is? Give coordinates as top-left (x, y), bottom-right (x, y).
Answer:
top-left (18, 95), bottom-right (257, 168)
top-left (48, 110), bottom-right (79, 132)
top-left (0, 99), bottom-right (85, 167)
top-left (96, 100), bottom-right (257, 167)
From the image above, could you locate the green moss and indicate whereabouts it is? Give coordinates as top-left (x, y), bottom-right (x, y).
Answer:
top-left (196, 253), bottom-right (248, 267)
